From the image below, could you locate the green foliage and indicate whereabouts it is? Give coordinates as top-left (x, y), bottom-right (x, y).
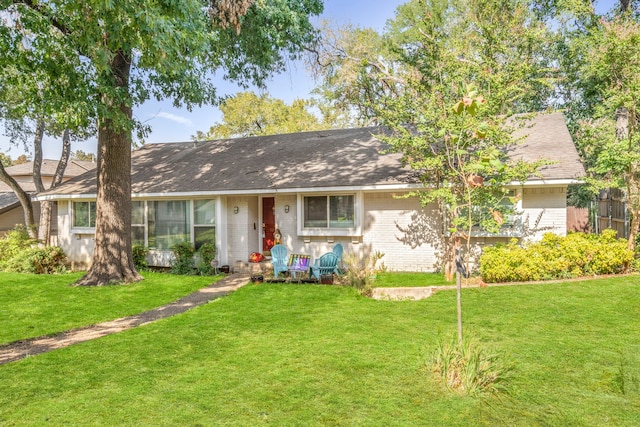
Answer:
top-left (342, 250), bottom-right (386, 296)
top-left (0, 152), bottom-right (12, 167)
top-left (170, 241), bottom-right (196, 275)
top-left (2, 0), bottom-right (323, 285)
top-left (71, 150), bottom-right (95, 162)
top-left (0, 226), bottom-right (67, 274)
top-left (557, 6), bottom-right (640, 251)
top-left (479, 230), bottom-right (634, 283)
top-left (193, 92), bottom-right (323, 140)
top-left (196, 243), bottom-right (217, 276)
top-left (131, 245), bottom-right (149, 271)
top-left (431, 335), bottom-right (511, 396)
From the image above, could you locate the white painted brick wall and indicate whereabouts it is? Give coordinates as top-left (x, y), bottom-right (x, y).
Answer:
top-left (56, 186), bottom-right (570, 272)
top-left (362, 193), bottom-right (443, 272)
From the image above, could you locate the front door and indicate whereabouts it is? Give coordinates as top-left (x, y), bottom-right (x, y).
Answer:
top-left (262, 197), bottom-right (275, 252)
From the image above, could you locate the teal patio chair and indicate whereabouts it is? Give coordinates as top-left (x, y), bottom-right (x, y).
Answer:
top-left (310, 252), bottom-right (339, 281)
top-left (271, 244), bottom-right (288, 278)
top-left (332, 243), bottom-right (344, 274)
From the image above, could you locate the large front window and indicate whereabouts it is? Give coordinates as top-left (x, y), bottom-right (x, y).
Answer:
top-left (303, 195), bottom-right (354, 229)
top-left (148, 201), bottom-right (190, 250)
top-left (129, 199), bottom-right (216, 250)
top-left (73, 199), bottom-right (217, 250)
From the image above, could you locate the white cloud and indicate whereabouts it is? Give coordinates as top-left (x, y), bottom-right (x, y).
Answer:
top-left (156, 112), bottom-right (193, 127)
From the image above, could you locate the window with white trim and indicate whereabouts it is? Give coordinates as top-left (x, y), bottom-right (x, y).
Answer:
top-left (128, 199), bottom-right (216, 250)
top-left (194, 199), bottom-right (216, 250)
top-left (303, 195), bottom-right (355, 229)
top-left (148, 200), bottom-right (190, 250)
top-left (72, 201), bottom-right (96, 228)
top-left (131, 201), bottom-right (145, 246)
top-left (452, 190), bottom-right (522, 237)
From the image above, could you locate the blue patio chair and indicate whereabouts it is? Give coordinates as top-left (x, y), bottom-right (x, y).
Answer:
top-left (332, 243), bottom-right (344, 274)
top-left (271, 244), bottom-right (288, 278)
top-left (310, 252), bottom-right (339, 281)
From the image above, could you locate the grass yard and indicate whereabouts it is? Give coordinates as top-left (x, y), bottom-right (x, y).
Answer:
top-left (0, 274), bottom-right (639, 425)
top-left (372, 271), bottom-right (449, 287)
top-left (0, 271), bottom-right (220, 344)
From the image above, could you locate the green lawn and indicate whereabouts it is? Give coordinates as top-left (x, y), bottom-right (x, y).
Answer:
top-left (373, 271), bottom-right (449, 287)
top-left (0, 271), bottom-right (220, 344)
top-left (1, 274), bottom-right (639, 425)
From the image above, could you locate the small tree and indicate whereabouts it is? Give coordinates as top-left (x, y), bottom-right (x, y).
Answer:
top-left (381, 86), bottom-right (541, 343)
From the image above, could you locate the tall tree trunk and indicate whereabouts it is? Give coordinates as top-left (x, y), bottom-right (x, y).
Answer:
top-left (75, 50), bottom-right (142, 286)
top-left (32, 119), bottom-right (50, 244)
top-left (0, 163), bottom-right (37, 237)
top-left (37, 129), bottom-right (72, 245)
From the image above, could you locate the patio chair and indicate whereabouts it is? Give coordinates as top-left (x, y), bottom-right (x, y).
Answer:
top-left (271, 244), bottom-right (288, 278)
top-left (310, 252), bottom-right (339, 281)
top-left (332, 243), bottom-right (344, 274)
top-left (287, 254), bottom-right (311, 281)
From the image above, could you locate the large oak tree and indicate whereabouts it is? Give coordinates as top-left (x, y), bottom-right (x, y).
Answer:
top-left (1, 0), bottom-right (323, 285)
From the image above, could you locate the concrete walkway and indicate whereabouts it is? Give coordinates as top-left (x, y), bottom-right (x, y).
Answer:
top-left (0, 274), bottom-right (250, 365)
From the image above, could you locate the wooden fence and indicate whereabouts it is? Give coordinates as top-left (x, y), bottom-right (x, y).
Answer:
top-left (597, 188), bottom-right (628, 238)
top-left (567, 206), bottom-right (589, 233)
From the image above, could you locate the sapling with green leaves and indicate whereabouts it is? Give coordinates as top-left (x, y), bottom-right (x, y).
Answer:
top-left (381, 86), bottom-right (541, 343)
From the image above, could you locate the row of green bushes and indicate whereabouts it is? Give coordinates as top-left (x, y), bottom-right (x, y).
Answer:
top-left (132, 242), bottom-right (218, 276)
top-left (479, 230), bottom-right (634, 283)
top-left (0, 226), bottom-right (67, 274)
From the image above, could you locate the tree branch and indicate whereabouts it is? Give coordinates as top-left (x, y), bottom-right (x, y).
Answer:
top-left (13, 0), bottom-right (71, 36)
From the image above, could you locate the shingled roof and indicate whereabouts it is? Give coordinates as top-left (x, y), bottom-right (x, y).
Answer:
top-left (39, 112), bottom-right (585, 199)
top-left (0, 160), bottom-right (97, 210)
top-left (2, 159), bottom-right (95, 179)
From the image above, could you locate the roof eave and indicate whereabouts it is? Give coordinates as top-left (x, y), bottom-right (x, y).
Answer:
top-left (33, 178), bottom-right (583, 202)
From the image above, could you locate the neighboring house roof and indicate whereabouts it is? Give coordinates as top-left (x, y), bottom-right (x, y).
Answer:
top-left (38, 112), bottom-right (585, 199)
top-left (0, 159), bottom-right (97, 208)
top-left (3, 159), bottom-right (95, 178)
top-left (0, 192), bottom-right (20, 214)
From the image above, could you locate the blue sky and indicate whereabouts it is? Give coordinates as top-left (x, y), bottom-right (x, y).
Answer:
top-left (0, 0), bottom-right (405, 159)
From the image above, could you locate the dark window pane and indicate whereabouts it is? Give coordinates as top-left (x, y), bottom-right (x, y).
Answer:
top-left (194, 226), bottom-right (215, 250)
top-left (131, 225), bottom-right (145, 246)
top-left (131, 201), bottom-right (144, 225)
top-left (304, 196), bottom-right (327, 228)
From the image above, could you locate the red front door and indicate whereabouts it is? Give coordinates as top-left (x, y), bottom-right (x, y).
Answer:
top-left (262, 197), bottom-right (275, 252)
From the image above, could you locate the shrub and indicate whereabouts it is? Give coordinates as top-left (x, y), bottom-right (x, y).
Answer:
top-left (0, 226), bottom-right (67, 274)
top-left (479, 230), bottom-right (634, 283)
top-left (196, 243), bottom-right (217, 276)
top-left (132, 245), bottom-right (149, 271)
top-left (342, 250), bottom-right (386, 296)
top-left (17, 246), bottom-right (67, 274)
top-left (0, 226), bottom-right (33, 270)
top-left (171, 241), bottom-right (195, 275)
top-left (431, 335), bottom-right (511, 396)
